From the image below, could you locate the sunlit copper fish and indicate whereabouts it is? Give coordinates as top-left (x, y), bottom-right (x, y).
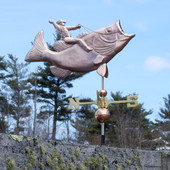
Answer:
top-left (25, 20), bottom-right (135, 78)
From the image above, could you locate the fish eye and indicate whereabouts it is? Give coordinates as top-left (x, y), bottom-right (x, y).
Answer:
top-left (107, 27), bottom-right (112, 33)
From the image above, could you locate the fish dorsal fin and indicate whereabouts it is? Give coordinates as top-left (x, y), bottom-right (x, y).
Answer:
top-left (50, 66), bottom-right (71, 78)
top-left (93, 55), bottom-right (105, 64)
top-left (97, 63), bottom-right (108, 78)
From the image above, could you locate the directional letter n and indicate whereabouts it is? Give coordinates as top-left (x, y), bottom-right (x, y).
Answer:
top-left (68, 98), bottom-right (80, 110)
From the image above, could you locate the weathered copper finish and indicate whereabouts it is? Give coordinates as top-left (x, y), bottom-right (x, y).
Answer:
top-left (99, 89), bottom-right (107, 97)
top-left (95, 108), bottom-right (110, 123)
top-left (25, 20), bottom-right (135, 78)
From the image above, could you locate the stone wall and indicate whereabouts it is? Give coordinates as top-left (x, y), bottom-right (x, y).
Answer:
top-left (0, 133), bottom-right (169, 170)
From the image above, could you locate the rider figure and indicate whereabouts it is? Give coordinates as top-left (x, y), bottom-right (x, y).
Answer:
top-left (49, 19), bottom-right (93, 52)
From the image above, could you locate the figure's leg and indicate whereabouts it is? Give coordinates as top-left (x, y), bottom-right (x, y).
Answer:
top-left (64, 37), bottom-right (93, 52)
top-left (78, 38), bottom-right (93, 52)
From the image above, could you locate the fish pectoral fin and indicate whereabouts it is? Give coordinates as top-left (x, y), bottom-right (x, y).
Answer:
top-left (97, 63), bottom-right (108, 78)
top-left (50, 66), bottom-right (71, 78)
top-left (93, 55), bottom-right (105, 64)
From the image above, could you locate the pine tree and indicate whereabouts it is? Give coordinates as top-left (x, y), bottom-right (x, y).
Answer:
top-left (107, 92), bottom-right (152, 149)
top-left (0, 92), bottom-right (10, 133)
top-left (0, 56), bottom-right (9, 133)
top-left (159, 94), bottom-right (170, 121)
top-left (154, 95), bottom-right (170, 149)
top-left (28, 62), bottom-right (86, 140)
top-left (0, 56), bottom-right (6, 79)
top-left (4, 54), bottom-right (31, 134)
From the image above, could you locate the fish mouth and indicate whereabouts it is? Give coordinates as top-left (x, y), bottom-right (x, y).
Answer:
top-left (116, 20), bottom-right (135, 38)
top-left (92, 20), bottom-right (135, 56)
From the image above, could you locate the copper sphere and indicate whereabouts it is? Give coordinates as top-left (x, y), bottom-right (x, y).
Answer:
top-left (99, 89), bottom-right (107, 97)
top-left (95, 108), bottom-right (110, 123)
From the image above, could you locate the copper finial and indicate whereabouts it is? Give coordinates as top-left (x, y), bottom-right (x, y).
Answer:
top-left (95, 108), bottom-right (110, 123)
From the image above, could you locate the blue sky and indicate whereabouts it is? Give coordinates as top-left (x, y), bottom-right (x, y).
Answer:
top-left (0, 0), bottom-right (170, 121)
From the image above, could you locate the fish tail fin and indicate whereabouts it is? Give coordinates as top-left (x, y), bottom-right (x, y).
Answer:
top-left (25, 30), bottom-right (48, 62)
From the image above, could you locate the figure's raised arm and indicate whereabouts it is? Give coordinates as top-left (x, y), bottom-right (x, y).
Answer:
top-left (66, 24), bottom-right (81, 31)
top-left (49, 20), bottom-right (60, 30)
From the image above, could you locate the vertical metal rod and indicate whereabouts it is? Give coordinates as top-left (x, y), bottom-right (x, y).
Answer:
top-left (101, 123), bottom-right (105, 145)
top-left (102, 76), bottom-right (104, 90)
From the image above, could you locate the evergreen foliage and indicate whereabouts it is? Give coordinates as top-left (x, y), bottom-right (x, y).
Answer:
top-left (4, 54), bottom-right (31, 134)
top-left (159, 94), bottom-right (170, 121)
top-left (0, 56), bottom-right (10, 133)
top-left (154, 94), bottom-right (170, 149)
top-left (0, 93), bottom-right (11, 133)
top-left (29, 62), bottom-right (86, 139)
top-left (107, 92), bottom-right (153, 149)
top-left (0, 56), bottom-right (6, 79)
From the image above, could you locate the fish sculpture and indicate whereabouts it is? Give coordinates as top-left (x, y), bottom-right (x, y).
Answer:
top-left (25, 20), bottom-right (135, 78)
